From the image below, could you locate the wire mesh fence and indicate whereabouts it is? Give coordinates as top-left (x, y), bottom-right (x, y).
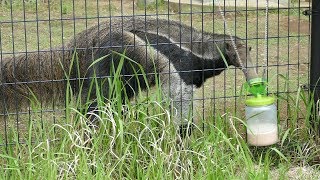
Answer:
top-left (0, 0), bottom-right (312, 146)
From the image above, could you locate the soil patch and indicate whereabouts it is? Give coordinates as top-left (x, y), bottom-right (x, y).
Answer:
top-left (281, 17), bottom-right (310, 34)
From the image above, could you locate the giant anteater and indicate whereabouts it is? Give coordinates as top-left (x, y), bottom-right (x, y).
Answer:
top-left (0, 17), bottom-right (258, 135)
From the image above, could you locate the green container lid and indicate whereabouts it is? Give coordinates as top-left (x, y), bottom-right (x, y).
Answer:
top-left (245, 95), bottom-right (275, 107)
top-left (247, 78), bottom-right (267, 96)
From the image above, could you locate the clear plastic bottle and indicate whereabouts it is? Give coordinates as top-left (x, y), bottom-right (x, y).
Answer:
top-left (245, 95), bottom-right (278, 146)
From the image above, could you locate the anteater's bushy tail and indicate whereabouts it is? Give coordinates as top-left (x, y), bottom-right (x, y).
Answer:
top-left (0, 49), bottom-right (74, 111)
top-left (0, 21), bottom-right (107, 112)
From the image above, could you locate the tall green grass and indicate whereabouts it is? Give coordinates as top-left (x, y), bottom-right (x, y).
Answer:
top-left (0, 52), bottom-right (319, 179)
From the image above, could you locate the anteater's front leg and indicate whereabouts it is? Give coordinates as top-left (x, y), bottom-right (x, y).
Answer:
top-left (159, 63), bottom-right (195, 139)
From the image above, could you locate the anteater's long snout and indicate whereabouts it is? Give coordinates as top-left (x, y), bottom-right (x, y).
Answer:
top-left (241, 55), bottom-right (259, 81)
top-left (225, 40), bottom-right (259, 81)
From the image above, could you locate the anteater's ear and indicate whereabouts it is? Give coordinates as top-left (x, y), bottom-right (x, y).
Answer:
top-left (225, 42), bottom-right (232, 52)
top-left (249, 46), bottom-right (252, 51)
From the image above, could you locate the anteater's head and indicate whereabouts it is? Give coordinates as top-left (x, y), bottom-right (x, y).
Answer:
top-left (190, 33), bottom-right (258, 81)
top-left (224, 39), bottom-right (259, 81)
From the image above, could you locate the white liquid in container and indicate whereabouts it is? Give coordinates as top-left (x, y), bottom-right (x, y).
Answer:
top-left (245, 101), bottom-right (278, 146)
top-left (247, 123), bottom-right (278, 146)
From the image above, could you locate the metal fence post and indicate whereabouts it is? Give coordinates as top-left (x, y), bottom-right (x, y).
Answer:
top-left (310, 0), bottom-right (320, 135)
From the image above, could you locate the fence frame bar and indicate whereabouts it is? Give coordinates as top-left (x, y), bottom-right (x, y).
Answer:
top-left (310, 0), bottom-right (320, 135)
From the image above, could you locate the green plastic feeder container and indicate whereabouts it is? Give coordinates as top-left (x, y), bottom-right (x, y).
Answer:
top-left (245, 80), bottom-right (278, 146)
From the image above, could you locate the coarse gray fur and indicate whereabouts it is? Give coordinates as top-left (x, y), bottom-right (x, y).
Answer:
top-left (0, 16), bottom-right (258, 129)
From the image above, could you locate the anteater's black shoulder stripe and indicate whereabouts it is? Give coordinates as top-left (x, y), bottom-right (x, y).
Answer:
top-left (132, 30), bottom-right (227, 87)
top-left (133, 30), bottom-right (214, 60)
